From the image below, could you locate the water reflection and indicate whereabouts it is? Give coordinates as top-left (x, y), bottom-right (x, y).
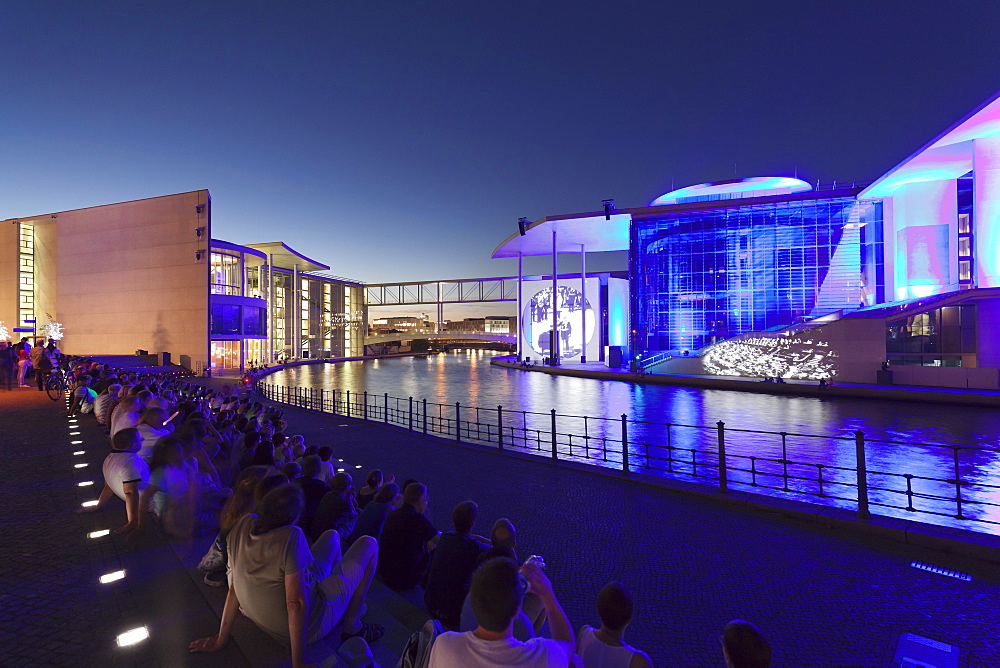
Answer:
top-left (270, 352), bottom-right (1000, 533)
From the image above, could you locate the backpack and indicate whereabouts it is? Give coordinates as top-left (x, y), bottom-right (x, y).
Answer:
top-left (396, 619), bottom-right (443, 668)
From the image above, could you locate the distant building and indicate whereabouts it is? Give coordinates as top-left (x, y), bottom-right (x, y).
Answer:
top-left (1, 191), bottom-right (365, 371)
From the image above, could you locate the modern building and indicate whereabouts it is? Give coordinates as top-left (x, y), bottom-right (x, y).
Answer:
top-left (493, 89), bottom-right (1000, 389)
top-left (1, 191), bottom-right (365, 372)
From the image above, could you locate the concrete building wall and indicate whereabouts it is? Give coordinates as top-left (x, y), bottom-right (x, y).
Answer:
top-left (0, 222), bottom-right (18, 337)
top-left (33, 222), bottom-right (59, 334)
top-left (17, 191), bottom-right (211, 369)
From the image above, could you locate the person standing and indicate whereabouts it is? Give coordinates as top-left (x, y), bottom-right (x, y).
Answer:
top-left (0, 343), bottom-right (16, 390)
top-left (16, 347), bottom-right (31, 387)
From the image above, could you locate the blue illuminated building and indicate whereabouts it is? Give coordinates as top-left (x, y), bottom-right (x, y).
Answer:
top-left (493, 89), bottom-right (1000, 388)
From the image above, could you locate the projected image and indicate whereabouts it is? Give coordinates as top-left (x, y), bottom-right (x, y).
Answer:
top-left (522, 286), bottom-right (595, 359)
top-left (702, 336), bottom-right (838, 380)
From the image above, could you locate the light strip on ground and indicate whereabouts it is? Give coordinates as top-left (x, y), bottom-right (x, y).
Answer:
top-left (74, 463), bottom-right (87, 468)
top-left (78, 481), bottom-right (94, 486)
top-left (117, 626), bottom-right (149, 647)
top-left (72, 441), bottom-right (83, 444)
top-left (100, 570), bottom-right (125, 584)
top-left (81, 500), bottom-right (98, 508)
top-left (74, 451), bottom-right (85, 455)
top-left (88, 529), bottom-right (110, 538)
top-left (70, 431), bottom-right (81, 435)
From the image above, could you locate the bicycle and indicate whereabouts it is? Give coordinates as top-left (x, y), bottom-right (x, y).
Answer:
top-left (45, 368), bottom-right (70, 402)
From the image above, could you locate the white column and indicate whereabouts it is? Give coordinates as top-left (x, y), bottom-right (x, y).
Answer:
top-left (974, 136), bottom-right (1000, 287)
top-left (293, 263), bottom-right (300, 358)
top-left (517, 253), bottom-right (523, 361)
top-left (266, 256), bottom-right (274, 363)
top-left (580, 243), bottom-right (587, 364)
top-left (551, 230), bottom-right (559, 366)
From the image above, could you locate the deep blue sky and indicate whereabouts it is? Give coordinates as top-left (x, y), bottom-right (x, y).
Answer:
top-left (4, 1), bottom-right (1000, 285)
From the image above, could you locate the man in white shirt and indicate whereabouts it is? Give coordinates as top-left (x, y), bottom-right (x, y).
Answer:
top-left (429, 557), bottom-right (576, 667)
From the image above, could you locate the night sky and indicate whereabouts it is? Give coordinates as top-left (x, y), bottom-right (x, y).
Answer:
top-left (4, 1), bottom-right (1000, 288)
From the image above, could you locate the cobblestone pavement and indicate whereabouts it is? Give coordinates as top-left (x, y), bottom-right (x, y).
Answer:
top-left (264, 396), bottom-right (1000, 667)
top-left (6, 373), bottom-right (1000, 666)
top-left (0, 385), bottom-right (157, 666)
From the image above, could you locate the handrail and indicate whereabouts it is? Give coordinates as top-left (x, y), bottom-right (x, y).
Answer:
top-left (256, 380), bottom-right (1000, 534)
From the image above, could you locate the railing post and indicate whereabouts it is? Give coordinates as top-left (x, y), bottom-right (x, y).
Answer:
top-left (363, 391), bottom-right (368, 421)
top-left (717, 420), bottom-right (728, 492)
top-left (780, 432), bottom-right (789, 491)
top-left (621, 414), bottom-right (629, 473)
top-left (408, 397), bottom-right (414, 432)
top-left (332, 389), bottom-right (338, 415)
top-left (346, 390), bottom-right (351, 418)
top-left (855, 430), bottom-right (870, 519)
top-left (550, 409), bottom-right (557, 460)
top-left (951, 446), bottom-right (965, 519)
top-left (384, 393), bottom-right (389, 424)
top-left (497, 405), bottom-right (504, 452)
top-left (320, 388), bottom-right (325, 412)
top-left (422, 398), bottom-right (428, 436)
top-left (455, 402), bottom-right (462, 443)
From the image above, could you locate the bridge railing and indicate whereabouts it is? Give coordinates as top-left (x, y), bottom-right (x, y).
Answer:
top-left (257, 382), bottom-right (1000, 533)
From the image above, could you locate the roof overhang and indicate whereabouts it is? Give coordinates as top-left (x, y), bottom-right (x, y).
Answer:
top-left (245, 242), bottom-right (330, 272)
top-left (861, 89), bottom-right (1000, 199)
top-left (491, 212), bottom-right (632, 258)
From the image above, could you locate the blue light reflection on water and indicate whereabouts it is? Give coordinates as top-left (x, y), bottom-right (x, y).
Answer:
top-left (270, 352), bottom-right (1000, 532)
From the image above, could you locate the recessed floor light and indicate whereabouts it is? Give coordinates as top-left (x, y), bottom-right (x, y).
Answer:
top-left (116, 626), bottom-right (149, 647)
top-left (73, 451), bottom-right (85, 455)
top-left (89, 529), bottom-right (110, 538)
top-left (81, 500), bottom-right (98, 508)
top-left (74, 463), bottom-right (87, 468)
top-left (100, 570), bottom-right (125, 583)
top-left (78, 481), bottom-right (94, 487)
top-left (70, 431), bottom-right (81, 435)
top-left (71, 441), bottom-right (83, 444)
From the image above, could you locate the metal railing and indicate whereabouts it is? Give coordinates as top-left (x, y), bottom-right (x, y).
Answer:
top-left (257, 382), bottom-right (1000, 532)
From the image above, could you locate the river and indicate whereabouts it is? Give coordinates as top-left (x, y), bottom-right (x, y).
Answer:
top-left (267, 350), bottom-right (1000, 533)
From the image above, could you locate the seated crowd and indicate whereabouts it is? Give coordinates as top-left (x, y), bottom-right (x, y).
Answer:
top-left (67, 357), bottom-right (771, 667)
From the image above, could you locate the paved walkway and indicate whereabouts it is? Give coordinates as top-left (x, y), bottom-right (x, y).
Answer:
top-left (5, 378), bottom-right (1000, 665)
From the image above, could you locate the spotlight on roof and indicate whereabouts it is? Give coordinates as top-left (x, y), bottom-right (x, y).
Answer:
top-left (517, 217), bottom-right (529, 236)
top-left (602, 199), bottom-right (615, 221)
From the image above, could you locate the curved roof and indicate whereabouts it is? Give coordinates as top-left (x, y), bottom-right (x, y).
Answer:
top-left (861, 89), bottom-right (1000, 198)
top-left (650, 177), bottom-right (812, 205)
top-left (244, 242), bottom-right (330, 272)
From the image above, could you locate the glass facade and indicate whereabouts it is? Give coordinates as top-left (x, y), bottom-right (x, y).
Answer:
top-left (210, 251), bottom-right (242, 296)
top-left (631, 195), bottom-right (863, 355)
top-left (886, 304), bottom-right (976, 366)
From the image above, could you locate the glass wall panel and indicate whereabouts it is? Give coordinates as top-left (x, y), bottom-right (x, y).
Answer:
top-left (211, 303), bottom-right (241, 335)
top-left (210, 251), bottom-right (242, 296)
top-left (631, 196), bottom-right (861, 355)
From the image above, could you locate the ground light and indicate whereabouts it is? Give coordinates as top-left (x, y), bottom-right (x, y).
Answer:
top-left (88, 529), bottom-right (110, 538)
top-left (81, 500), bottom-right (98, 508)
top-left (74, 463), bottom-right (87, 468)
top-left (72, 441), bottom-right (83, 444)
top-left (116, 627), bottom-right (149, 647)
top-left (100, 571), bottom-right (125, 584)
top-left (73, 450), bottom-right (85, 455)
top-left (70, 431), bottom-right (80, 435)
top-left (78, 481), bottom-right (93, 487)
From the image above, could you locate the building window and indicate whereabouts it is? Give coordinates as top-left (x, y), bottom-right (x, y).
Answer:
top-left (211, 303), bottom-right (241, 335)
top-left (210, 251), bottom-right (243, 296)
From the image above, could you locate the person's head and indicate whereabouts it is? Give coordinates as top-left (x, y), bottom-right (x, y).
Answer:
top-left (243, 431), bottom-right (262, 450)
top-left (112, 427), bottom-right (141, 453)
top-left (301, 455), bottom-right (321, 479)
top-left (722, 619), bottom-right (772, 668)
top-left (596, 582), bottom-right (634, 633)
top-left (470, 557), bottom-right (525, 633)
top-left (254, 483), bottom-right (303, 534)
top-left (107, 383), bottom-right (123, 399)
top-left (140, 407), bottom-right (167, 427)
top-left (365, 469), bottom-right (383, 489)
top-left (282, 461), bottom-right (301, 480)
top-left (331, 472), bottom-right (353, 496)
top-left (374, 482), bottom-right (400, 505)
top-left (403, 482), bottom-right (427, 512)
top-left (220, 465), bottom-right (271, 531)
top-left (318, 445), bottom-right (333, 462)
top-left (74, 377), bottom-right (89, 388)
top-left (150, 436), bottom-right (184, 470)
top-left (452, 500), bottom-right (478, 535)
top-left (491, 518), bottom-right (517, 548)
top-left (250, 442), bottom-right (275, 468)
top-left (271, 432), bottom-right (286, 447)
top-left (287, 434), bottom-right (304, 449)
top-left (254, 473), bottom-right (290, 503)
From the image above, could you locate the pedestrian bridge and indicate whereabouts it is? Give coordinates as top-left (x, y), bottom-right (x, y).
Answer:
top-left (364, 332), bottom-right (515, 344)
